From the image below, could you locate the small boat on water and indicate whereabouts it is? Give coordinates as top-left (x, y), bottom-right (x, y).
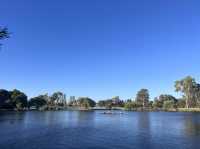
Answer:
top-left (101, 111), bottom-right (124, 115)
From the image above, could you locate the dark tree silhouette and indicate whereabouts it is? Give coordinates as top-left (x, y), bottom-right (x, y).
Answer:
top-left (0, 27), bottom-right (9, 47)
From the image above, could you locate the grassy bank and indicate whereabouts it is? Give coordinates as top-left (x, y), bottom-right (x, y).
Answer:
top-left (124, 107), bottom-right (200, 112)
top-left (176, 108), bottom-right (200, 112)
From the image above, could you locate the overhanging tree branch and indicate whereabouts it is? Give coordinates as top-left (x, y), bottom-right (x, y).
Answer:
top-left (0, 27), bottom-right (10, 47)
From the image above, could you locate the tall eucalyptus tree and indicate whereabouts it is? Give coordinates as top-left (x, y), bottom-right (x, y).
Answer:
top-left (175, 76), bottom-right (197, 108)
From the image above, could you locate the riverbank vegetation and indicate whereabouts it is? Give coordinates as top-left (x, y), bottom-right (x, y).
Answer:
top-left (1, 76), bottom-right (200, 112)
top-left (0, 90), bottom-right (96, 111)
top-left (122, 76), bottom-right (200, 111)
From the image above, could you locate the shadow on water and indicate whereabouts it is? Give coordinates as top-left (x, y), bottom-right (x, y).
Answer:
top-left (0, 111), bottom-right (26, 125)
top-left (136, 112), bottom-right (152, 148)
top-left (183, 113), bottom-right (200, 136)
top-left (76, 111), bottom-right (95, 127)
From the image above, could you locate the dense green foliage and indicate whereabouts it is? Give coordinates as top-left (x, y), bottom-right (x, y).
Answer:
top-left (29, 95), bottom-right (47, 109)
top-left (0, 27), bottom-right (9, 47)
top-left (0, 89), bottom-right (27, 110)
top-left (1, 76), bottom-right (200, 111)
top-left (163, 100), bottom-right (175, 110)
top-left (0, 27), bottom-right (9, 39)
top-left (175, 76), bottom-right (200, 108)
top-left (0, 89), bottom-right (11, 108)
top-left (124, 101), bottom-right (138, 110)
top-left (153, 94), bottom-right (177, 109)
top-left (77, 97), bottom-right (96, 109)
top-left (50, 92), bottom-right (66, 106)
top-left (97, 96), bottom-right (124, 109)
top-left (98, 99), bottom-right (112, 108)
top-left (10, 89), bottom-right (28, 109)
top-left (135, 89), bottom-right (149, 108)
top-left (123, 76), bottom-right (200, 110)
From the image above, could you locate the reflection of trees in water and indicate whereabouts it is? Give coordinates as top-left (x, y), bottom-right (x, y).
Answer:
top-left (136, 112), bottom-right (152, 148)
top-left (137, 112), bottom-right (151, 130)
top-left (7, 112), bottom-right (26, 125)
top-left (183, 115), bottom-right (200, 136)
top-left (76, 111), bottom-right (96, 139)
top-left (0, 111), bottom-right (27, 125)
top-left (77, 111), bottom-right (95, 125)
top-left (43, 111), bottom-right (56, 126)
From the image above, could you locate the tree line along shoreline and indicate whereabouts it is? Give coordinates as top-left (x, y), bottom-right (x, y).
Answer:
top-left (0, 76), bottom-right (200, 112)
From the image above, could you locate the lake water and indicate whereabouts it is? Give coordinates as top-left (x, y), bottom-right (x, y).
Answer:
top-left (0, 111), bottom-right (200, 149)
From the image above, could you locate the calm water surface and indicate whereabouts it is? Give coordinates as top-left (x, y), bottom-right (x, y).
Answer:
top-left (0, 111), bottom-right (200, 149)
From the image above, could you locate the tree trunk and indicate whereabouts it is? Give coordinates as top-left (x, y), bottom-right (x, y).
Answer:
top-left (143, 100), bottom-right (145, 109)
top-left (185, 99), bottom-right (189, 109)
top-left (186, 96), bottom-right (189, 109)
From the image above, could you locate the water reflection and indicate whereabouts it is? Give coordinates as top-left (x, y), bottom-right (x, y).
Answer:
top-left (136, 112), bottom-right (152, 148)
top-left (0, 111), bottom-right (200, 149)
top-left (137, 112), bottom-right (151, 130)
top-left (0, 111), bottom-right (26, 125)
top-left (183, 114), bottom-right (200, 136)
top-left (77, 111), bottom-right (95, 127)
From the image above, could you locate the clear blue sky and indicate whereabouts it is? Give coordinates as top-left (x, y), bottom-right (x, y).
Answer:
top-left (1, 0), bottom-right (200, 100)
